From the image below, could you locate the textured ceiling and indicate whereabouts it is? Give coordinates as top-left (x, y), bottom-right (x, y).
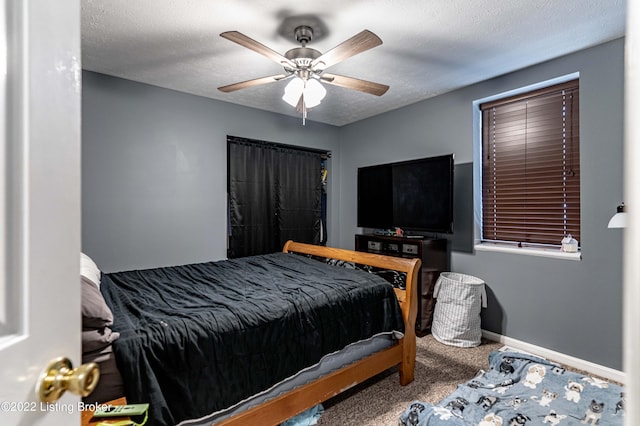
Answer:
top-left (81, 0), bottom-right (626, 126)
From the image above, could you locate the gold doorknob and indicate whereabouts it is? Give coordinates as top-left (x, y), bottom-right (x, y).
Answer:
top-left (36, 357), bottom-right (100, 403)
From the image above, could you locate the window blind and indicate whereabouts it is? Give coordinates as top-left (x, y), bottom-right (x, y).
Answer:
top-left (481, 80), bottom-right (580, 247)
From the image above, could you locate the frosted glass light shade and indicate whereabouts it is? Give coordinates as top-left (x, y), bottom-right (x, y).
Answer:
top-left (282, 77), bottom-right (326, 108)
top-left (303, 78), bottom-right (326, 108)
top-left (282, 77), bottom-right (304, 107)
top-left (608, 212), bottom-right (629, 228)
top-left (608, 203), bottom-right (628, 228)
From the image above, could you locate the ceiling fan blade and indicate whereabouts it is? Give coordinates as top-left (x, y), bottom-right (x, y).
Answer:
top-left (321, 73), bottom-right (389, 96)
top-left (218, 74), bottom-right (288, 93)
top-left (220, 31), bottom-right (297, 69)
top-left (311, 30), bottom-right (382, 70)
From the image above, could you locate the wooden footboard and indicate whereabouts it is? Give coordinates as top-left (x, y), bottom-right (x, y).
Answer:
top-left (215, 241), bottom-right (421, 426)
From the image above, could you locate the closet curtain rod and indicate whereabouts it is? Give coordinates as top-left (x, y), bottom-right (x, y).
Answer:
top-left (227, 135), bottom-right (331, 158)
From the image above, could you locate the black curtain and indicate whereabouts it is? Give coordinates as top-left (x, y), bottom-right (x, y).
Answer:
top-left (227, 136), bottom-right (325, 258)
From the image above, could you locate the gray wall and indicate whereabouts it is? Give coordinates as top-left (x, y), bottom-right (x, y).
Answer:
top-left (337, 38), bottom-right (625, 370)
top-left (82, 71), bottom-right (340, 272)
top-left (82, 38), bottom-right (624, 370)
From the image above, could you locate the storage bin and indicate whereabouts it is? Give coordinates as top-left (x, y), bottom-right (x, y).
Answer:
top-left (431, 272), bottom-right (487, 347)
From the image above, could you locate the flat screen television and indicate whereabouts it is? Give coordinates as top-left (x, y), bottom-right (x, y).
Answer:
top-left (357, 154), bottom-right (454, 233)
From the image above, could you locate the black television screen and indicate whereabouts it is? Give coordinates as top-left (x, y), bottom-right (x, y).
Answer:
top-left (357, 164), bottom-right (393, 229)
top-left (357, 154), bottom-right (454, 233)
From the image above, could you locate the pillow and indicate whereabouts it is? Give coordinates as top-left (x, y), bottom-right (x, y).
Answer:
top-left (81, 252), bottom-right (101, 288)
top-left (81, 276), bottom-right (113, 329)
top-left (82, 346), bottom-right (125, 404)
top-left (81, 328), bottom-right (120, 352)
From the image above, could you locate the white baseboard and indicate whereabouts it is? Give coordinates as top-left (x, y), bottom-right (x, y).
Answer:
top-left (482, 330), bottom-right (626, 384)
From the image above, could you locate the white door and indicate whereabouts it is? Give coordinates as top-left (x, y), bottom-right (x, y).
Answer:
top-left (0, 0), bottom-right (82, 424)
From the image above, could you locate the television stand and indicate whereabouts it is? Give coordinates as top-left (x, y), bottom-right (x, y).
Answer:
top-left (355, 234), bottom-right (449, 336)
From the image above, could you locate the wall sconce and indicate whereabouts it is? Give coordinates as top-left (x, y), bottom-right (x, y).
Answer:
top-left (607, 203), bottom-right (628, 228)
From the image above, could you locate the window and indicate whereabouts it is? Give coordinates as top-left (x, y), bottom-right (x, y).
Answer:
top-left (479, 79), bottom-right (580, 250)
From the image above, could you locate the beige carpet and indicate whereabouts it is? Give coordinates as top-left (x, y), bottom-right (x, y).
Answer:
top-left (316, 335), bottom-right (503, 425)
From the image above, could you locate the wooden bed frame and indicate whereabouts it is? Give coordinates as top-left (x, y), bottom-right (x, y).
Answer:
top-left (214, 241), bottom-right (421, 426)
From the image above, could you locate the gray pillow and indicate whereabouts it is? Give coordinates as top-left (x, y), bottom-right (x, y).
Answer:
top-left (81, 328), bottom-right (120, 352)
top-left (82, 346), bottom-right (125, 404)
top-left (81, 276), bottom-right (113, 329)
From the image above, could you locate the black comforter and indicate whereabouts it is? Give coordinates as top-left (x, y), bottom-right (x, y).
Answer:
top-left (101, 252), bottom-right (405, 425)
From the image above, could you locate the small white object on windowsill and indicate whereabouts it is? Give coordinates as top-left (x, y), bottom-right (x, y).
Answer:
top-left (561, 234), bottom-right (579, 253)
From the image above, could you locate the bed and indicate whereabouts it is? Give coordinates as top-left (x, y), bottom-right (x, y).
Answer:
top-left (399, 350), bottom-right (625, 425)
top-left (81, 241), bottom-right (420, 426)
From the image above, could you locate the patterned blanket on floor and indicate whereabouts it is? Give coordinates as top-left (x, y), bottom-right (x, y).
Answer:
top-left (399, 351), bottom-right (625, 425)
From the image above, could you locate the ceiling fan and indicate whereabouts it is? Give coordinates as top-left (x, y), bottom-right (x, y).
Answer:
top-left (218, 25), bottom-right (389, 123)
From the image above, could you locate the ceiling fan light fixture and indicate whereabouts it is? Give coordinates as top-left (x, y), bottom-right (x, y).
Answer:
top-left (282, 77), bottom-right (326, 109)
top-left (303, 78), bottom-right (326, 108)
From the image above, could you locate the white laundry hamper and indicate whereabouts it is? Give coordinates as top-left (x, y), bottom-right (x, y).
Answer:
top-left (431, 272), bottom-right (487, 347)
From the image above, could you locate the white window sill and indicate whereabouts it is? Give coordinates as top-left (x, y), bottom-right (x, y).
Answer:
top-left (474, 243), bottom-right (582, 261)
